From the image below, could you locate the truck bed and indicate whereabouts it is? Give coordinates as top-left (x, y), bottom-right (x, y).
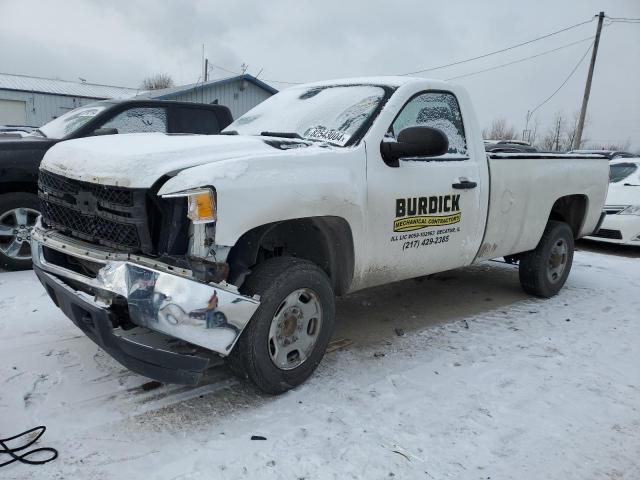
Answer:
top-left (476, 153), bottom-right (609, 261)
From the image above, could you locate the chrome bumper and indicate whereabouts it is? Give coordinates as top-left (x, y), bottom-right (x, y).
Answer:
top-left (31, 223), bottom-right (259, 356)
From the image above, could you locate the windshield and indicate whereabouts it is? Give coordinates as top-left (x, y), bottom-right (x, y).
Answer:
top-left (39, 103), bottom-right (109, 139)
top-left (224, 85), bottom-right (386, 146)
top-left (609, 163), bottom-right (639, 183)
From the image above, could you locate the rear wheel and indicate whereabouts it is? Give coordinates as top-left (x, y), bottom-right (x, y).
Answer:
top-left (519, 220), bottom-right (574, 298)
top-left (228, 257), bottom-right (335, 394)
top-left (0, 193), bottom-right (40, 271)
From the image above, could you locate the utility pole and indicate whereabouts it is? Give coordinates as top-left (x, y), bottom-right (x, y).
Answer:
top-left (522, 110), bottom-right (532, 143)
top-left (575, 11), bottom-right (605, 149)
top-left (204, 58), bottom-right (209, 82)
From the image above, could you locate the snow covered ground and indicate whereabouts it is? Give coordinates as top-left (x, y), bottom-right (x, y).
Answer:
top-left (1, 242), bottom-right (639, 479)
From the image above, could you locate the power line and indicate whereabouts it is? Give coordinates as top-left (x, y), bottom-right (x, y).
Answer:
top-left (204, 17), bottom-right (598, 86)
top-left (605, 15), bottom-right (640, 22)
top-left (207, 62), bottom-right (239, 76)
top-left (398, 17), bottom-right (595, 75)
top-left (203, 15), bottom-right (633, 87)
top-left (445, 36), bottom-right (594, 81)
top-left (208, 62), bottom-right (302, 85)
top-left (608, 19), bottom-right (640, 24)
top-left (528, 41), bottom-right (594, 117)
top-left (258, 77), bottom-right (302, 85)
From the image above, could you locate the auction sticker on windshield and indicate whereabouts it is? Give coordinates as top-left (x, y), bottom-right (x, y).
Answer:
top-left (304, 127), bottom-right (350, 146)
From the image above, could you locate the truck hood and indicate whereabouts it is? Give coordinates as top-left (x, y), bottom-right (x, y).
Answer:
top-left (40, 133), bottom-right (312, 188)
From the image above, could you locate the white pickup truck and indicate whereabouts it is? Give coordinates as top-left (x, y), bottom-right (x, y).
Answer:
top-left (32, 77), bottom-right (609, 393)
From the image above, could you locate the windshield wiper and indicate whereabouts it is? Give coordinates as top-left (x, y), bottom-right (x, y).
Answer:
top-left (34, 128), bottom-right (47, 138)
top-left (220, 130), bottom-right (238, 135)
top-left (260, 131), bottom-right (303, 139)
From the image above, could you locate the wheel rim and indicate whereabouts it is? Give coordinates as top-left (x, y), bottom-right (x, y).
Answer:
top-left (0, 207), bottom-right (40, 261)
top-left (268, 288), bottom-right (323, 370)
top-left (547, 238), bottom-right (568, 284)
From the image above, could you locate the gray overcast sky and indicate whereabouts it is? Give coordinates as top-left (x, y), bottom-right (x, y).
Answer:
top-left (1, 0), bottom-right (638, 149)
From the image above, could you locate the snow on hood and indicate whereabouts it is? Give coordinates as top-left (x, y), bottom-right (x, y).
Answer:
top-left (40, 133), bottom-right (298, 188)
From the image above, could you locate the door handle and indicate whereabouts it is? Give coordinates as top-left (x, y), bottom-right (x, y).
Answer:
top-left (452, 180), bottom-right (477, 189)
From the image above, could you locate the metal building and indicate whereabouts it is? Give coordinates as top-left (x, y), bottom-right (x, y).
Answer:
top-left (146, 74), bottom-right (278, 120)
top-left (0, 72), bottom-right (138, 126)
top-left (0, 72), bottom-right (277, 127)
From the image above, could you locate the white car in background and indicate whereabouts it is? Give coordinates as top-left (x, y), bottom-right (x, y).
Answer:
top-left (587, 158), bottom-right (640, 245)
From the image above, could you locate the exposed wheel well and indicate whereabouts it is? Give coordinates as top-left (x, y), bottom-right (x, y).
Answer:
top-left (548, 195), bottom-right (587, 238)
top-left (227, 216), bottom-right (355, 296)
top-left (0, 182), bottom-right (38, 196)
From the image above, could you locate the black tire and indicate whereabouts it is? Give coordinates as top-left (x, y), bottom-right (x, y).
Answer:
top-left (0, 192), bottom-right (41, 271)
top-left (519, 220), bottom-right (574, 298)
top-left (228, 257), bottom-right (335, 394)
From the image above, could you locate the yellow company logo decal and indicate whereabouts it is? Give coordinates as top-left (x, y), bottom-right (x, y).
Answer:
top-left (393, 212), bottom-right (461, 232)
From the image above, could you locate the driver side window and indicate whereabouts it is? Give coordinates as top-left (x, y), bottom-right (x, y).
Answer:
top-left (100, 107), bottom-right (168, 134)
top-left (389, 92), bottom-right (467, 155)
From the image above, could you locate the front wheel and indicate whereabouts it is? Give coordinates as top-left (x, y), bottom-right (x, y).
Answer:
top-left (228, 257), bottom-right (335, 394)
top-left (0, 193), bottom-right (41, 271)
top-left (519, 220), bottom-right (574, 298)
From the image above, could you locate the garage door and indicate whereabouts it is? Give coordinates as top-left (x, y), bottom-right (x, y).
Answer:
top-left (0, 99), bottom-right (27, 125)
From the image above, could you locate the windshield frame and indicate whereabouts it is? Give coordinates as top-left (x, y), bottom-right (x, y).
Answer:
top-left (38, 101), bottom-right (115, 139)
top-left (224, 84), bottom-right (396, 148)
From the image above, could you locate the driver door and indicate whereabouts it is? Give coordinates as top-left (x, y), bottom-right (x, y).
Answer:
top-left (364, 90), bottom-right (485, 285)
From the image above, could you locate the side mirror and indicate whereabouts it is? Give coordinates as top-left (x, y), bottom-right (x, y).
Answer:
top-left (380, 126), bottom-right (449, 167)
top-left (91, 127), bottom-right (119, 136)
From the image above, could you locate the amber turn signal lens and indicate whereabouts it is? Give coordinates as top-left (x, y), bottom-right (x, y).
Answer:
top-left (187, 190), bottom-right (216, 223)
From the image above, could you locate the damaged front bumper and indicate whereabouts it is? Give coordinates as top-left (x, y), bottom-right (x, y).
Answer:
top-left (31, 222), bottom-right (260, 385)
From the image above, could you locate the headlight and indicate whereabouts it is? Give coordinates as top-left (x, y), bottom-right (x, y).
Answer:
top-left (162, 188), bottom-right (216, 224)
top-left (620, 205), bottom-right (640, 216)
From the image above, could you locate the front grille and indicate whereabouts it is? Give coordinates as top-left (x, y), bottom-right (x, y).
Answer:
top-left (592, 228), bottom-right (623, 240)
top-left (38, 170), bottom-right (151, 252)
top-left (40, 200), bottom-right (141, 248)
top-left (39, 170), bottom-right (133, 206)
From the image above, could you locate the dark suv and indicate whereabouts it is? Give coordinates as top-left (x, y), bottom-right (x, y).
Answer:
top-left (0, 99), bottom-right (232, 270)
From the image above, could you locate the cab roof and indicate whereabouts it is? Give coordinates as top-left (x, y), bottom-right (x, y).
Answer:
top-left (286, 76), bottom-right (451, 90)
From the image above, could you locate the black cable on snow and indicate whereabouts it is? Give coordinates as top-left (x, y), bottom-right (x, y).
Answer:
top-left (0, 426), bottom-right (58, 468)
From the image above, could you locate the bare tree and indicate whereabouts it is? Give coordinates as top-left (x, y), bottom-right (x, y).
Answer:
top-left (540, 131), bottom-right (555, 151)
top-left (482, 118), bottom-right (517, 141)
top-left (534, 110), bottom-right (593, 151)
top-left (565, 110), bottom-right (590, 150)
top-left (540, 112), bottom-right (566, 151)
top-left (525, 117), bottom-right (540, 146)
top-left (587, 140), bottom-right (632, 151)
top-left (141, 73), bottom-right (174, 90)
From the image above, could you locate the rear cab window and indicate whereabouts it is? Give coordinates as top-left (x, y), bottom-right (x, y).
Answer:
top-left (388, 91), bottom-right (468, 158)
top-left (170, 107), bottom-right (221, 135)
